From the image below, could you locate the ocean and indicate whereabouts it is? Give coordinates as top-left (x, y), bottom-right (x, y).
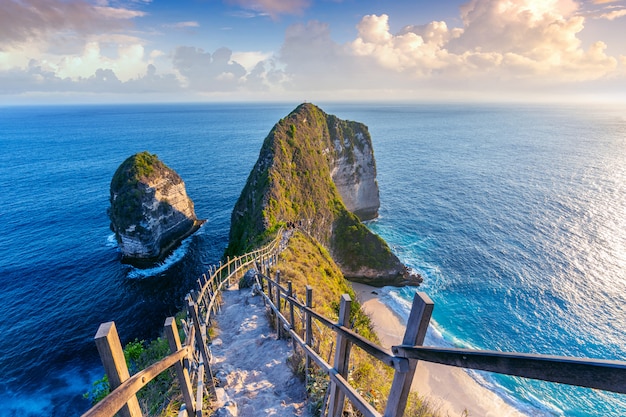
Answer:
top-left (0, 102), bottom-right (624, 416)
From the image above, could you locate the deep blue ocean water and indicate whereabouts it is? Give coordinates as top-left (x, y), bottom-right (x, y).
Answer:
top-left (0, 102), bottom-right (624, 416)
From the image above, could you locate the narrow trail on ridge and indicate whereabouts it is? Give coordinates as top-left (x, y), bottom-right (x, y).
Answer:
top-left (210, 284), bottom-right (311, 417)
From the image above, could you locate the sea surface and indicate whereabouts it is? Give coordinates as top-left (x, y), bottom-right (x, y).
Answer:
top-left (0, 102), bottom-right (624, 416)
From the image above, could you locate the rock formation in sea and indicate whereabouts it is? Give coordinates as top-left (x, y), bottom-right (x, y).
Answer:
top-left (108, 151), bottom-right (204, 266)
top-left (227, 103), bottom-right (421, 287)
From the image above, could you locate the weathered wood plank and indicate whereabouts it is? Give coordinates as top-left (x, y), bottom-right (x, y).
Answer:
top-left (328, 294), bottom-right (352, 417)
top-left (286, 327), bottom-right (381, 417)
top-left (82, 347), bottom-right (188, 417)
top-left (392, 346), bottom-right (626, 394)
top-left (305, 285), bottom-right (313, 381)
top-left (93, 321), bottom-right (142, 417)
top-left (165, 317), bottom-right (196, 416)
top-left (384, 292), bottom-right (433, 417)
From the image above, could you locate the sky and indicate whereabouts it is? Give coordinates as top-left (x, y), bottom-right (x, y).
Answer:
top-left (1, 0), bottom-right (626, 104)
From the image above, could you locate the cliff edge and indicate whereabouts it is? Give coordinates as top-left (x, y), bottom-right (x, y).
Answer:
top-left (109, 151), bottom-right (204, 266)
top-left (227, 103), bottom-right (420, 287)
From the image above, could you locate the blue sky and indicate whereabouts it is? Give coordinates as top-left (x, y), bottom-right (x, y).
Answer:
top-left (1, 0), bottom-right (625, 103)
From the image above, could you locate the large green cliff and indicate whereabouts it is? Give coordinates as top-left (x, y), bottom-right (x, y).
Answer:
top-left (226, 103), bottom-right (420, 287)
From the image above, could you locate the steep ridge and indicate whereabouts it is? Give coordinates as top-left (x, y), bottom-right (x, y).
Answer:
top-left (227, 103), bottom-right (420, 287)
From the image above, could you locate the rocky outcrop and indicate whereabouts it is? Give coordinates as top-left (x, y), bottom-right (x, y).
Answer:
top-left (109, 151), bottom-right (204, 265)
top-left (327, 116), bottom-right (380, 221)
top-left (227, 103), bottom-right (420, 287)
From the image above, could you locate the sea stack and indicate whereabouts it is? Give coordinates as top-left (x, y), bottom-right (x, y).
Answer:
top-left (227, 103), bottom-right (421, 286)
top-left (108, 151), bottom-right (204, 266)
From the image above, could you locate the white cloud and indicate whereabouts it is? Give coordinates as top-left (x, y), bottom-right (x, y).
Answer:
top-left (172, 46), bottom-right (247, 91)
top-left (231, 51), bottom-right (272, 72)
top-left (347, 0), bottom-right (618, 84)
top-left (1, 0), bottom-right (624, 101)
top-left (164, 21), bottom-right (200, 29)
top-left (596, 8), bottom-right (626, 19)
top-left (226, 0), bottom-right (310, 17)
top-left (0, 0), bottom-right (142, 46)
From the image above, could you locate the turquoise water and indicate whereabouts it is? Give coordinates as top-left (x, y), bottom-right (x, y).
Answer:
top-left (331, 103), bottom-right (626, 416)
top-left (0, 103), bottom-right (624, 416)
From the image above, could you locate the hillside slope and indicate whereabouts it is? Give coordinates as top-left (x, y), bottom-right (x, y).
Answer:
top-left (227, 103), bottom-right (420, 286)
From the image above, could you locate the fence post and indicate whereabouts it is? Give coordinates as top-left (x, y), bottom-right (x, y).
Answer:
top-left (94, 322), bottom-right (142, 417)
top-left (275, 270), bottom-right (282, 339)
top-left (305, 285), bottom-right (313, 382)
top-left (227, 256), bottom-right (231, 284)
top-left (164, 317), bottom-right (196, 416)
top-left (383, 292), bottom-right (434, 417)
top-left (187, 298), bottom-right (217, 400)
top-left (287, 281), bottom-right (295, 329)
top-left (328, 294), bottom-right (352, 417)
top-left (267, 274), bottom-right (274, 312)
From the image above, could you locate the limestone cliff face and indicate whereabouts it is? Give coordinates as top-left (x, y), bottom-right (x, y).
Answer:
top-left (109, 151), bottom-right (204, 265)
top-left (227, 103), bottom-right (420, 287)
top-left (327, 117), bottom-right (380, 221)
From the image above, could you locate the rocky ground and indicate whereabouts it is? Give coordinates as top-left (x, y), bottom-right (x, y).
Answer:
top-left (209, 286), bottom-right (311, 417)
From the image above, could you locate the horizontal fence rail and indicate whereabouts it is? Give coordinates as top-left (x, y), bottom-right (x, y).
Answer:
top-left (392, 345), bottom-right (626, 395)
top-left (82, 230), bottom-right (286, 417)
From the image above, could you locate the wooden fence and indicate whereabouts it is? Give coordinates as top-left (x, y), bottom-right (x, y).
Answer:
top-left (83, 228), bottom-right (626, 417)
top-left (82, 230), bottom-right (285, 417)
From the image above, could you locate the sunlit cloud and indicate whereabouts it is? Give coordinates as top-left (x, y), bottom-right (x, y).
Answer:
top-left (226, 0), bottom-right (310, 17)
top-left (231, 51), bottom-right (272, 72)
top-left (347, 0), bottom-right (618, 83)
top-left (595, 8), bottom-right (626, 19)
top-left (0, 0), bottom-right (624, 101)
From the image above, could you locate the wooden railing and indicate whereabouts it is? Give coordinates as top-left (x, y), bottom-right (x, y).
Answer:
top-left (82, 230), bottom-right (285, 417)
top-left (83, 226), bottom-right (626, 417)
top-left (254, 269), bottom-right (626, 417)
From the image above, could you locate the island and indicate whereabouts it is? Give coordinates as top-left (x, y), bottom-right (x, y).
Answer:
top-left (227, 103), bottom-right (421, 287)
top-left (108, 151), bottom-right (205, 266)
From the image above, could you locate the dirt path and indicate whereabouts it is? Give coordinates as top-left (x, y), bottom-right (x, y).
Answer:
top-left (209, 286), bottom-right (311, 417)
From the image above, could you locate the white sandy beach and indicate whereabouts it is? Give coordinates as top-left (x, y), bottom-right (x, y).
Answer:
top-left (352, 282), bottom-right (529, 417)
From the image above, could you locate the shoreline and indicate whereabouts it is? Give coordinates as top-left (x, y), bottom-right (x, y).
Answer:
top-left (351, 282), bottom-right (529, 417)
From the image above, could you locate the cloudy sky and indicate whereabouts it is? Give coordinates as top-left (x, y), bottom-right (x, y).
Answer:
top-left (2, 0), bottom-right (625, 104)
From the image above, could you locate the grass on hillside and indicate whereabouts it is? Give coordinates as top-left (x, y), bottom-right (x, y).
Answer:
top-left (272, 231), bottom-right (444, 417)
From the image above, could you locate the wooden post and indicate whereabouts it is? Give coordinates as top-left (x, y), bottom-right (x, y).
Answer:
top-left (260, 254), bottom-right (264, 276)
top-left (187, 299), bottom-right (217, 399)
top-left (287, 281), bottom-right (295, 329)
top-left (328, 294), bottom-right (352, 417)
top-left (287, 281), bottom-right (296, 351)
top-left (268, 275), bottom-right (274, 310)
top-left (94, 322), bottom-right (142, 417)
top-left (275, 271), bottom-right (282, 339)
top-left (383, 292), bottom-right (434, 417)
top-left (164, 317), bottom-right (195, 416)
top-left (305, 285), bottom-right (313, 382)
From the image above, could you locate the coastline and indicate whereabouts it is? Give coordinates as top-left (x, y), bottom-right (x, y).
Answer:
top-left (351, 282), bottom-right (529, 417)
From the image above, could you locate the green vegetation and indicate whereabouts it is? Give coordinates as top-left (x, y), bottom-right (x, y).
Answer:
top-left (109, 151), bottom-right (181, 232)
top-left (84, 313), bottom-right (188, 416)
top-left (226, 103), bottom-right (402, 281)
top-left (111, 151), bottom-right (167, 191)
top-left (272, 231), bottom-right (441, 416)
top-left (331, 208), bottom-right (398, 272)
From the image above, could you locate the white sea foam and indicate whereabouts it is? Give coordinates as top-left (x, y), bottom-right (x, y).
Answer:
top-left (105, 233), bottom-right (118, 248)
top-left (126, 234), bottom-right (195, 278)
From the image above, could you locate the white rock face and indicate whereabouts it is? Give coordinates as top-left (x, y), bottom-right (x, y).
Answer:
top-left (329, 127), bottom-right (380, 220)
top-left (109, 155), bottom-right (203, 263)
